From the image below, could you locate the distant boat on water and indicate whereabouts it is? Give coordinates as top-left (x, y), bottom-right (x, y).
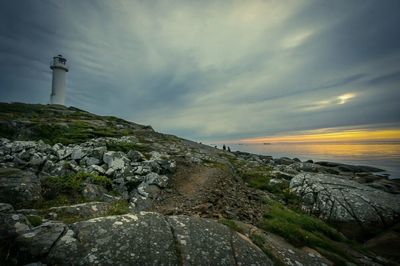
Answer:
top-left (263, 143), bottom-right (271, 145)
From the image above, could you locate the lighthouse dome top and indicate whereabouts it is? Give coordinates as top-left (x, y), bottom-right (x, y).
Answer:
top-left (50, 54), bottom-right (69, 72)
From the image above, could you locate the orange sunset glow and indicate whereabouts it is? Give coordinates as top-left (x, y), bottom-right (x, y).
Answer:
top-left (240, 128), bottom-right (400, 144)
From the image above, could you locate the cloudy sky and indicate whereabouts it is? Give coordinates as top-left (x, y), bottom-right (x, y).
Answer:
top-left (0, 0), bottom-right (399, 142)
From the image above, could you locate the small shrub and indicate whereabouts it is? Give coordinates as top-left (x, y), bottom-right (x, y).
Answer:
top-left (26, 215), bottom-right (43, 227)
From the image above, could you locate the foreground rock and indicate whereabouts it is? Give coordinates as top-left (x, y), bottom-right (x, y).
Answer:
top-left (3, 209), bottom-right (272, 265)
top-left (290, 173), bottom-right (400, 238)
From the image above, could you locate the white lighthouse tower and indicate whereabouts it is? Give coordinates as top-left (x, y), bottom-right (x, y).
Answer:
top-left (50, 54), bottom-right (69, 105)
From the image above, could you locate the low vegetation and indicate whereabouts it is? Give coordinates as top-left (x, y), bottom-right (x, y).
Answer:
top-left (260, 201), bottom-right (352, 264)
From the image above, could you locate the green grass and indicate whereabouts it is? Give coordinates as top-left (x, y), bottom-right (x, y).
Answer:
top-left (259, 201), bottom-right (351, 261)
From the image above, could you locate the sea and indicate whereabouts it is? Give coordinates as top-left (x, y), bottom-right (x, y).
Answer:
top-left (227, 142), bottom-right (400, 179)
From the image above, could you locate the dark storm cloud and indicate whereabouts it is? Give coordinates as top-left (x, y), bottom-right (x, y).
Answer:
top-left (0, 0), bottom-right (399, 141)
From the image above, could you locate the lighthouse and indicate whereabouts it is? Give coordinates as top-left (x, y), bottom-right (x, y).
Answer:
top-left (50, 54), bottom-right (69, 105)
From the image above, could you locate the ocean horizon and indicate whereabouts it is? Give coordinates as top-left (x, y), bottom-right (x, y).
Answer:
top-left (226, 142), bottom-right (400, 179)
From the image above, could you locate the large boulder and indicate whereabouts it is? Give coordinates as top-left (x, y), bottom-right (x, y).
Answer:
top-left (0, 168), bottom-right (42, 208)
top-left (290, 173), bottom-right (400, 238)
top-left (46, 212), bottom-right (272, 265)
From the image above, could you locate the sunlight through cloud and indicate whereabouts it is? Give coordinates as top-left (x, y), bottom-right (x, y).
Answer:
top-left (301, 92), bottom-right (357, 111)
top-left (282, 30), bottom-right (313, 49)
top-left (337, 93), bottom-right (356, 104)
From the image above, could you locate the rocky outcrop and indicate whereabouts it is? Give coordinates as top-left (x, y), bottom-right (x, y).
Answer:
top-left (290, 173), bottom-right (400, 234)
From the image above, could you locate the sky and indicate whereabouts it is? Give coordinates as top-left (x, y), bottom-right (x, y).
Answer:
top-left (0, 0), bottom-right (399, 143)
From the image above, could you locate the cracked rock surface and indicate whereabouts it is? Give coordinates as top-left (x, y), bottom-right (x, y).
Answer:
top-left (290, 173), bottom-right (400, 228)
top-left (2, 207), bottom-right (273, 265)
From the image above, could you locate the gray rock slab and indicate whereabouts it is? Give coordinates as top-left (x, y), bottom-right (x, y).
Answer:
top-left (48, 212), bottom-right (179, 265)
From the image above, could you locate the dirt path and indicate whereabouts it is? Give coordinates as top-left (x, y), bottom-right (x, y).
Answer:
top-left (152, 161), bottom-right (265, 224)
